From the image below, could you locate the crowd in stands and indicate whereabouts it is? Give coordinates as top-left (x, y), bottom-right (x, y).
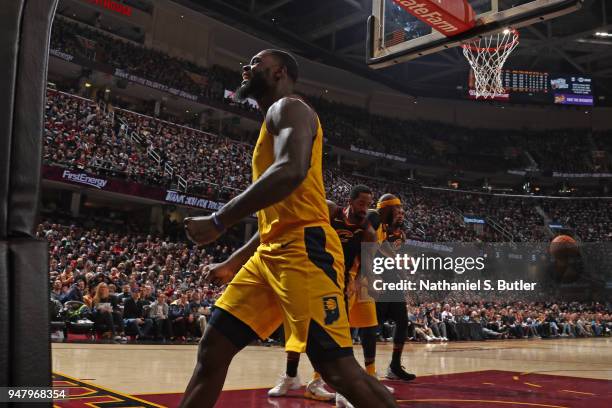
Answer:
top-left (323, 171), bottom-right (612, 242)
top-left (43, 219), bottom-right (239, 342)
top-left (44, 88), bottom-right (612, 243)
top-left (394, 301), bottom-right (611, 342)
top-left (49, 17), bottom-right (611, 175)
top-left (43, 204), bottom-right (611, 344)
top-left (50, 18), bottom-right (258, 117)
top-left (118, 109), bottom-right (252, 199)
top-left (44, 89), bottom-right (252, 199)
top-left (44, 213), bottom-right (611, 344)
top-left (520, 130), bottom-right (602, 173)
top-left (541, 199), bottom-right (612, 242)
top-left (43, 89), bottom-right (168, 186)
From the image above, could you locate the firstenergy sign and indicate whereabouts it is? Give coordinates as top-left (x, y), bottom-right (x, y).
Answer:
top-left (391, 0), bottom-right (475, 36)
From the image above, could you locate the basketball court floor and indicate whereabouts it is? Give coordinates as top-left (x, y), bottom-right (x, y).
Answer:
top-left (51, 338), bottom-right (611, 407)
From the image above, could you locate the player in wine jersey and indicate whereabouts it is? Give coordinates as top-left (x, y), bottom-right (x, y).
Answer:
top-left (180, 50), bottom-right (396, 408)
top-left (267, 185), bottom-right (391, 405)
top-left (369, 194), bottom-right (417, 382)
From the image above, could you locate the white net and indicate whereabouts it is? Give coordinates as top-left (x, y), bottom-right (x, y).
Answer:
top-left (462, 29), bottom-right (519, 99)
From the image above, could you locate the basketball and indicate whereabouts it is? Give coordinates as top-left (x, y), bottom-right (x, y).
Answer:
top-left (549, 234), bottom-right (579, 258)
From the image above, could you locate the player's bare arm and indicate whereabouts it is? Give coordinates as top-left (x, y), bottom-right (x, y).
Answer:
top-left (184, 98), bottom-right (317, 245)
top-left (360, 223), bottom-right (380, 296)
top-left (326, 199), bottom-right (338, 218)
top-left (203, 231), bottom-right (261, 286)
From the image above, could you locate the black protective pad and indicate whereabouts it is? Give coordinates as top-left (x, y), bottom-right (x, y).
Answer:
top-left (9, 238), bottom-right (50, 388)
top-left (0, 242), bottom-right (9, 386)
top-left (0, 0), bottom-right (25, 238)
top-left (8, 0), bottom-right (58, 237)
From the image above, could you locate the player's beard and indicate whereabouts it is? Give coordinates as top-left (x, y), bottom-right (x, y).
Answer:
top-left (235, 69), bottom-right (268, 102)
top-left (349, 207), bottom-right (366, 222)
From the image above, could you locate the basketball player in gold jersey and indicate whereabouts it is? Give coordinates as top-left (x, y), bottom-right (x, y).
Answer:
top-left (267, 185), bottom-right (393, 407)
top-left (180, 50), bottom-right (397, 408)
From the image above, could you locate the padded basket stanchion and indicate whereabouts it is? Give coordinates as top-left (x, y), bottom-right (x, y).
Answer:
top-left (0, 242), bottom-right (9, 386)
top-left (9, 239), bottom-right (51, 388)
top-left (9, 0), bottom-right (58, 236)
top-left (0, 0), bottom-right (59, 401)
top-left (0, 0), bottom-right (25, 239)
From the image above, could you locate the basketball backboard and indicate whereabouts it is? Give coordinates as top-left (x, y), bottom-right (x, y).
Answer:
top-left (367, 0), bottom-right (582, 69)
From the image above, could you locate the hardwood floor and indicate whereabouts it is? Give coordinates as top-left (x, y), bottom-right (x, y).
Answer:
top-left (52, 338), bottom-right (612, 395)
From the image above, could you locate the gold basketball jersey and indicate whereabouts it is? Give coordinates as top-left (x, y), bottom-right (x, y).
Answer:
top-left (252, 111), bottom-right (329, 243)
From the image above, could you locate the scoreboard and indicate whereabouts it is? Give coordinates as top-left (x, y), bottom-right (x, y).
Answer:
top-left (467, 70), bottom-right (594, 105)
top-left (502, 70), bottom-right (549, 94)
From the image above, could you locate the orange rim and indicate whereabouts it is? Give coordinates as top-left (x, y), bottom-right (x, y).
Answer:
top-left (462, 29), bottom-right (519, 52)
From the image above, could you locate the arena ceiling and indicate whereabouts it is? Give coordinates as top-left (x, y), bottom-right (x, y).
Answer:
top-left (180, 0), bottom-right (612, 102)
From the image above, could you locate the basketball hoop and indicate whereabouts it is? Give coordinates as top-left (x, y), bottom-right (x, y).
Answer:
top-left (462, 29), bottom-right (519, 99)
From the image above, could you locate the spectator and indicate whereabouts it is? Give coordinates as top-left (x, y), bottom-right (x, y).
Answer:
top-left (149, 293), bottom-right (172, 341)
top-left (169, 293), bottom-right (198, 341)
top-left (51, 279), bottom-right (63, 302)
top-left (123, 287), bottom-right (153, 340)
top-left (61, 276), bottom-right (86, 303)
top-left (189, 291), bottom-right (210, 337)
top-left (92, 282), bottom-right (126, 342)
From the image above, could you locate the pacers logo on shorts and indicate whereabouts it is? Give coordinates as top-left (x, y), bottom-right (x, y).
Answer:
top-left (323, 296), bottom-right (339, 325)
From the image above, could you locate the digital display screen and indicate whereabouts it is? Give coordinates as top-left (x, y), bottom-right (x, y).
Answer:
top-left (467, 71), bottom-right (594, 106)
top-left (502, 70), bottom-right (549, 94)
top-left (550, 75), bottom-right (594, 106)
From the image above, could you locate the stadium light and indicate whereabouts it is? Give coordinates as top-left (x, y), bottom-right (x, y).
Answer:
top-left (595, 32), bottom-right (612, 37)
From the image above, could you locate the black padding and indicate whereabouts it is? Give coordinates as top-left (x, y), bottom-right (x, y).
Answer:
top-left (208, 307), bottom-right (259, 350)
top-left (0, 0), bottom-right (58, 395)
top-left (305, 319), bottom-right (353, 365)
top-left (8, 0), bottom-right (58, 237)
top-left (0, 0), bottom-right (25, 238)
top-left (0, 242), bottom-right (9, 386)
top-left (9, 238), bottom-right (50, 388)
top-left (304, 226), bottom-right (340, 289)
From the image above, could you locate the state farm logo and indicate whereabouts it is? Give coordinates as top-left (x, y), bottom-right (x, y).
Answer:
top-left (62, 170), bottom-right (108, 189)
top-left (393, 0), bottom-right (464, 34)
top-left (87, 0), bottom-right (132, 17)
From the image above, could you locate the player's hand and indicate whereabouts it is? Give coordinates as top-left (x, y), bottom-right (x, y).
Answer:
top-left (184, 216), bottom-right (222, 245)
top-left (203, 262), bottom-right (235, 286)
top-left (345, 278), bottom-right (358, 298)
top-left (361, 276), bottom-right (380, 301)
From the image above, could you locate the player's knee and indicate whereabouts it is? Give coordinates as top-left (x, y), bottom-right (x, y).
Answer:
top-left (207, 308), bottom-right (258, 351)
top-left (315, 356), bottom-right (363, 390)
top-left (315, 363), bottom-right (344, 390)
top-left (195, 324), bottom-right (240, 370)
top-left (196, 330), bottom-right (222, 366)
